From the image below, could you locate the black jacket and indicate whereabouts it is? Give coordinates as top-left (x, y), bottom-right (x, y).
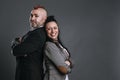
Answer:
top-left (11, 27), bottom-right (46, 80)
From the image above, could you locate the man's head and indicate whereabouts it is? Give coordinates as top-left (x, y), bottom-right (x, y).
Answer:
top-left (29, 5), bottom-right (47, 29)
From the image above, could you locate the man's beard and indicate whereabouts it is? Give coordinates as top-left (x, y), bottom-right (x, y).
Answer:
top-left (31, 23), bottom-right (38, 27)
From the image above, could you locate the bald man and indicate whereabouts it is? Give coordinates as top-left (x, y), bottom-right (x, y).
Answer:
top-left (11, 5), bottom-right (47, 80)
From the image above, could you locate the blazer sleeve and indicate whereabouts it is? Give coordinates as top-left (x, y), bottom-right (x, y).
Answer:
top-left (44, 42), bottom-right (71, 74)
top-left (12, 30), bottom-right (46, 56)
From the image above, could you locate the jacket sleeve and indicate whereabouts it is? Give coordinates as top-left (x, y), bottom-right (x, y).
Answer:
top-left (12, 30), bottom-right (46, 56)
top-left (44, 42), bottom-right (71, 74)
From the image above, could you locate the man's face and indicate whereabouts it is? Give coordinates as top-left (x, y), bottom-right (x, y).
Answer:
top-left (29, 8), bottom-right (46, 28)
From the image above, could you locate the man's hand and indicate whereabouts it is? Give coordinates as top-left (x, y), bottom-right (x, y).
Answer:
top-left (15, 37), bottom-right (22, 43)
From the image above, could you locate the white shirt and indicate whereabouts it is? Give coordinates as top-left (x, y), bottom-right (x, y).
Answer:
top-left (65, 75), bottom-right (69, 80)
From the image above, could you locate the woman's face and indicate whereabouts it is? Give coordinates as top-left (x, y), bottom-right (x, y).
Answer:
top-left (45, 21), bottom-right (59, 40)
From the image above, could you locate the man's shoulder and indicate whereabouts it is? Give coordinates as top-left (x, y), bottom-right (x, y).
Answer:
top-left (34, 27), bottom-right (45, 32)
top-left (31, 27), bottom-right (45, 35)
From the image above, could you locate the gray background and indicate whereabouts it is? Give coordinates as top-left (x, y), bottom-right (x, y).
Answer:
top-left (0, 0), bottom-right (120, 80)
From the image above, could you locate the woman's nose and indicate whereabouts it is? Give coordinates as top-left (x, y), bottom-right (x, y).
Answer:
top-left (51, 29), bottom-right (54, 33)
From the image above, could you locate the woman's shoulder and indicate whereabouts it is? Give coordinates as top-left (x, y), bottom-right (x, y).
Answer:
top-left (46, 41), bottom-right (54, 45)
top-left (45, 41), bottom-right (56, 48)
top-left (44, 41), bottom-right (59, 52)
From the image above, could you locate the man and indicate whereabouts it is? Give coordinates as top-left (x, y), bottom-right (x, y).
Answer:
top-left (11, 5), bottom-right (47, 80)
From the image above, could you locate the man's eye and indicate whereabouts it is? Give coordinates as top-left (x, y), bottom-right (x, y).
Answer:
top-left (35, 15), bottom-right (39, 17)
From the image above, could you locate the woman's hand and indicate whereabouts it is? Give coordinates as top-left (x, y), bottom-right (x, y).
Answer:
top-left (65, 60), bottom-right (70, 66)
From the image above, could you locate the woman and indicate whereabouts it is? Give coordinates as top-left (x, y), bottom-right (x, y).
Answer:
top-left (44, 16), bottom-right (73, 80)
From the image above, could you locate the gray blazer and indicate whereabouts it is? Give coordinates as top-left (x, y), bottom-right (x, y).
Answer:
top-left (44, 41), bottom-right (72, 80)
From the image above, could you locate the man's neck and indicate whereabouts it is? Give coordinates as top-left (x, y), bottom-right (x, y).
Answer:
top-left (30, 26), bottom-right (43, 31)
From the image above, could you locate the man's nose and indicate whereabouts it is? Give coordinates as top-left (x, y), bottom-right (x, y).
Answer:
top-left (31, 16), bottom-right (35, 20)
